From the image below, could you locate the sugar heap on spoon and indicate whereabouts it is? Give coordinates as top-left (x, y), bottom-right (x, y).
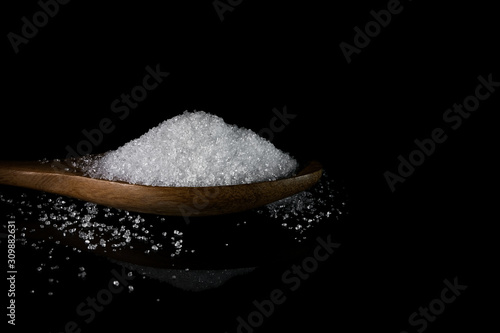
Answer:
top-left (81, 111), bottom-right (298, 187)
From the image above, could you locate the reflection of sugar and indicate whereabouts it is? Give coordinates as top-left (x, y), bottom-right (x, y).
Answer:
top-left (79, 111), bottom-right (298, 187)
top-left (113, 259), bottom-right (255, 292)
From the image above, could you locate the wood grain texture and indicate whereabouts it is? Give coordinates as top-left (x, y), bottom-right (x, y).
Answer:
top-left (0, 159), bottom-right (322, 216)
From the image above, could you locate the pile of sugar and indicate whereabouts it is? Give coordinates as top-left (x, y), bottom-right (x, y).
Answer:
top-left (82, 111), bottom-right (298, 187)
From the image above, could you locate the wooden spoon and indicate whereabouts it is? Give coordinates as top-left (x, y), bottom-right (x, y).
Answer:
top-left (0, 159), bottom-right (322, 216)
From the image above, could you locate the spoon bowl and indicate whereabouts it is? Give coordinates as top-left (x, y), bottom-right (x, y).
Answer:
top-left (0, 159), bottom-right (322, 216)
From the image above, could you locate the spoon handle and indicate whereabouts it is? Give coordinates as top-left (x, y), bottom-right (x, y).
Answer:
top-left (0, 159), bottom-right (77, 190)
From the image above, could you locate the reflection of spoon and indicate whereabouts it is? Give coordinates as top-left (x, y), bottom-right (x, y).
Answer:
top-left (0, 159), bottom-right (322, 216)
top-left (113, 259), bottom-right (256, 291)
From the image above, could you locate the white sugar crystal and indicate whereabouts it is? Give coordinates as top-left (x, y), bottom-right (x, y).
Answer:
top-left (83, 111), bottom-right (298, 186)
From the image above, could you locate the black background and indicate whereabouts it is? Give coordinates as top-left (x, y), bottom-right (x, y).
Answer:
top-left (2, 0), bottom-right (498, 332)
